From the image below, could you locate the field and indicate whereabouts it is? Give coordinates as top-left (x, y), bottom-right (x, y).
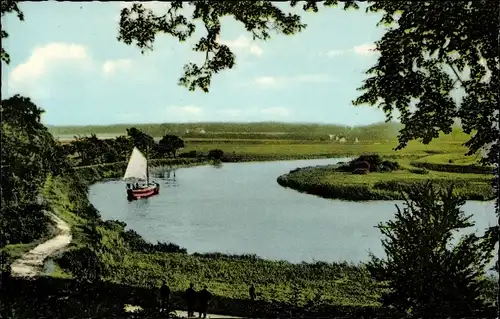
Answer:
top-left (52, 121), bottom-right (475, 163)
top-left (5, 122), bottom-right (495, 317)
top-left (277, 154), bottom-right (494, 201)
top-left (26, 168), bottom-right (387, 317)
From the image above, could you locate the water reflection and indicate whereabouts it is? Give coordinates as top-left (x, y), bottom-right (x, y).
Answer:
top-left (89, 158), bottom-right (498, 264)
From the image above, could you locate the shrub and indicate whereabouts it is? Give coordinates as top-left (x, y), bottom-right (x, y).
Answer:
top-left (56, 247), bottom-right (102, 283)
top-left (381, 160), bottom-right (400, 171)
top-left (409, 168), bottom-right (429, 175)
top-left (0, 204), bottom-right (51, 247)
top-left (352, 161), bottom-right (371, 171)
top-left (349, 154), bottom-right (399, 172)
top-left (410, 161), bottom-right (493, 174)
top-left (179, 150), bottom-right (198, 158)
top-left (207, 149), bottom-right (224, 159)
top-left (352, 154), bottom-right (383, 168)
top-left (352, 168), bottom-right (368, 175)
top-left (367, 182), bottom-right (496, 317)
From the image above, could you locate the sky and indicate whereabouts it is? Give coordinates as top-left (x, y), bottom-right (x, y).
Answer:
top-left (1, 1), bottom-right (392, 126)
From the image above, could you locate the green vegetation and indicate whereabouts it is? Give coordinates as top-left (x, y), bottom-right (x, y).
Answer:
top-left (278, 154), bottom-right (495, 201)
top-left (1, 95), bottom-right (68, 250)
top-left (368, 182), bottom-right (497, 317)
top-left (2, 0), bottom-right (497, 315)
top-left (48, 121), bottom-right (406, 142)
top-left (37, 165), bottom-right (385, 315)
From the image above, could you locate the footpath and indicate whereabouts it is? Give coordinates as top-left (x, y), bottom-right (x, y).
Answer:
top-left (9, 213), bottom-right (241, 318)
top-left (10, 211), bottom-right (72, 277)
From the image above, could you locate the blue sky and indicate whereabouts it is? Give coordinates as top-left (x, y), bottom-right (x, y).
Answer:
top-left (2, 1), bottom-right (391, 126)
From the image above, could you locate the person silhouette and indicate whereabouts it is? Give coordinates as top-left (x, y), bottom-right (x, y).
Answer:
top-left (185, 283), bottom-right (197, 317)
top-left (159, 280), bottom-right (170, 313)
top-left (249, 284), bottom-right (256, 301)
top-left (198, 285), bottom-right (212, 318)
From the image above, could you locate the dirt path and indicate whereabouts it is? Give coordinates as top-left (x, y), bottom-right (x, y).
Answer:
top-left (10, 212), bottom-right (72, 278)
top-left (125, 305), bottom-right (243, 318)
top-left (174, 310), bottom-right (242, 318)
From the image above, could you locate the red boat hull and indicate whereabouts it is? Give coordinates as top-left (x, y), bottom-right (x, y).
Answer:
top-left (127, 185), bottom-right (160, 201)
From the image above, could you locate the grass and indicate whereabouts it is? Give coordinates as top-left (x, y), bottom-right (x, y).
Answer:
top-left (277, 154), bottom-right (495, 201)
top-left (0, 155), bottom-right (378, 314)
top-left (5, 123), bottom-right (495, 316)
top-left (48, 121), bottom-right (406, 141)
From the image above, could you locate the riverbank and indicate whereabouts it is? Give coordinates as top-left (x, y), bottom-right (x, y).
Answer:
top-left (3, 152), bottom-right (497, 317)
top-left (277, 155), bottom-right (495, 201)
top-left (24, 159), bottom-right (387, 317)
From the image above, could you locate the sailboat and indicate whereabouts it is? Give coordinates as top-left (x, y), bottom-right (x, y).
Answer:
top-left (124, 147), bottom-right (160, 201)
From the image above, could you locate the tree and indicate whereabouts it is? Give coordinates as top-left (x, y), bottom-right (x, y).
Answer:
top-left (118, 1), bottom-right (497, 164)
top-left (0, 95), bottom-right (66, 246)
top-left (118, 1), bottom-right (357, 93)
top-left (207, 149), bottom-right (223, 160)
top-left (351, 1), bottom-right (498, 166)
top-left (113, 135), bottom-right (134, 161)
top-left (157, 134), bottom-right (184, 158)
top-left (70, 134), bottom-right (111, 166)
top-left (126, 127), bottom-right (156, 156)
top-left (367, 182), bottom-right (496, 317)
top-left (1, 0), bottom-right (24, 64)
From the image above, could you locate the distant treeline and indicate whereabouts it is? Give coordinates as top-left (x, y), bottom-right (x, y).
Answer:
top-left (62, 128), bottom-right (224, 167)
top-left (48, 121), bottom-right (408, 142)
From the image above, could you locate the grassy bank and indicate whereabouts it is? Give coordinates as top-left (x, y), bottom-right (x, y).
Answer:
top-left (277, 155), bottom-right (495, 201)
top-left (12, 159), bottom-right (388, 317)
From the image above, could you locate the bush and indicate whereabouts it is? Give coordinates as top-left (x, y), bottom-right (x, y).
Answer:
top-left (352, 168), bottom-right (369, 175)
top-left (207, 149), bottom-right (224, 159)
top-left (352, 161), bottom-right (371, 171)
top-left (0, 204), bottom-right (51, 247)
top-left (349, 154), bottom-right (399, 173)
top-left (409, 168), bottom-right (429, 175)
top-left (351, 154), bottom-right (383, 169)
top-left (179, 150), bottom-right (198, 158)
top-left (381, 160), bottom-right (400, 171)
top-left (121, 229), bottom-right (187, 254)
top-left (367, 182), bottom-right (496, 317)
top-left (57, 247), bottom-right (102, 283)
top-left (410, 161), bottom-right (493, 174)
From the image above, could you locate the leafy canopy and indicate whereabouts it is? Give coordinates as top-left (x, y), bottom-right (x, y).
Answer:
top-left (0, 95), bottom-right (68, 246)
top-left (126, 127), bottom-right (156, 155)
top-left (352, 1), bottom-right (499, 166)
top-left (118, 1), bottom-right (498, 166)
top-left (157, 134), bottom-right (185, 158)
top-left (1, 0), bottom-right (24, 64)
top-left (117, 1), bottom-right (359, 93)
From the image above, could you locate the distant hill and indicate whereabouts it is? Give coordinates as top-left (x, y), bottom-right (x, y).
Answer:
top-left (47, 121), bottom-right (467, 142)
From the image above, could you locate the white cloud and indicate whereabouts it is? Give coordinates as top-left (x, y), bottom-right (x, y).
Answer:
top-left (102, 59), bottom-right (133, 76)
top-left (251, 73), bottom-right (335, 88)
top-left (10, 43), bottom-right (89, 83)
top-left (260, 107), bottom-right (291, 116)
top-left (324, 42), bottom-right (378, 58)
top-left (219, 35), bottom-right (263, 57)
top-left (352, 43), bottom-right (377, 56)
top-left (8, 43), bottom-right (91, 99)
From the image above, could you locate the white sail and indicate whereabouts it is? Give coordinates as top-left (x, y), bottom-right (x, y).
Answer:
top-left (123, 147), bottom-right (148, 181)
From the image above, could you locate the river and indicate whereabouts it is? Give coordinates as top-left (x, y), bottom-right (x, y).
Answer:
top-left (89, 158), bottom-right (497, 264)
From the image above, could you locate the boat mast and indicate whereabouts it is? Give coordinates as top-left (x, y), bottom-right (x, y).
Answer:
top-left (146, 145), bottom-right (150, 185)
